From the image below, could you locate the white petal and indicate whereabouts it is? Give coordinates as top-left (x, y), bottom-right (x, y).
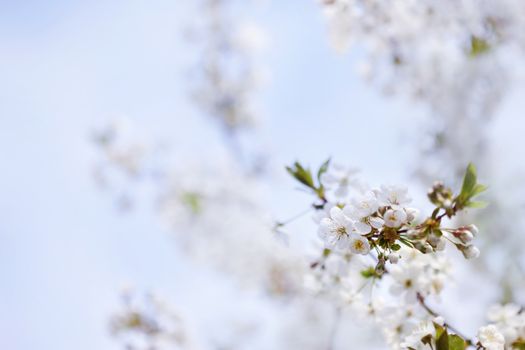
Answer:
top-left (395, 209), bottom-right (407, 223)
top-left (342, 205), bottom-right (358, 219)
top-left (369, 217), bottom-right (384, 229)
top-left (337, 235), bottom-right (350, 249)
top-left (331, 206), bottom-right (350, 225)
top-left (355, 221), bottom-right (372, 234)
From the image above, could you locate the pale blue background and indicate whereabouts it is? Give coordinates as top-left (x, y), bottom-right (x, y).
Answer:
top-left (1, 1), bottom-right (524, 349)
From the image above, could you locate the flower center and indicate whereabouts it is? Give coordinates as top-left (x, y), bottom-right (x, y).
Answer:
top-left (336, 226), bottom-right (347, 236)
top-left (354, 240), bottom-right (364, 250)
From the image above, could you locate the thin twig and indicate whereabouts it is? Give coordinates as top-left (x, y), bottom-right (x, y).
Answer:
top-left (276, 207), bottom-right (313, 227)
top-left (327, 307), bottom-right (342, 350)
top-left (416, 293), bottom-right (472, 345)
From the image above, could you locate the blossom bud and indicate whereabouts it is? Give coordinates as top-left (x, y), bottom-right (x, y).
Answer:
top-left (407, 228), bottom-right (422, 240)
top-left (461, 245), bottom-right (480, 259)
top-left (459, 230), bottom-right (474, 243)
top-left (427, 181), bottom-right (453, 207)
top-left (453, 228), bottom-right (473, 244)
top-left (405, 207), bottom-right (419, 222)
top-left (453, 225), bottom-right (477, 244)
top-left (388, 253), bottom-right (400, 264)
top-left (466, 224), bottom-right (479, 236)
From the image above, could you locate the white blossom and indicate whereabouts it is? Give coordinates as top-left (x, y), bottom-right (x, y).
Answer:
top-left (389, 264), bottom-right (426, 302)
top-left (400, 320), bottom-right (434, 350)
top-left (348, 191), bottom-right (380, 218)
top-left (321, 164), bottom-right (360, 198)
top-left (478, 325), bottom-right (505, 350)
top-left (486, 304), bottom-right (525, 343)
top-left (461, 245), bottom-right (480, 259)
top-left (349, 234), bottom-right (371, 255)
top-left (405, 208), bottom-right (420, 223)
top-left (376, 185), bottom-right (412, 208)
top-left (388, 253), bottom-right (400, 264)
top-left (344, 191), bottom-right (383, 233)
top-left (318, 206), bottom-right (354, 249)
top-left (384, 209), bottom-right (408, 228)
top-left (389, 249), bottom-right (451, 301)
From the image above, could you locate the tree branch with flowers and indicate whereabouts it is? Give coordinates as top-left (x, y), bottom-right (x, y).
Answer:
top-left (285, 160), bottom-right (522, 350)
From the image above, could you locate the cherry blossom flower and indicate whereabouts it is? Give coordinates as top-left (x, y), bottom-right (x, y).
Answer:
top-left (460, 245), bottom-right (481, 259)
top-left (478, 325), bottom-right (505, 350)
top-left (318, 206), bottom-right (354, 249)
top-left (344, 191), bottom-right (384, 233)
top-left (400, 320), bottom-right (435, 350)
top-left (389, 264), bottom-right (427, 302)
top-left (320, 164), bottom-right (360, 198)
top-left (486, 304), bottom-right (525, 344)
top-left (349, 234), bottom-right (371, 255)
top-left (375, 185), bottom-right (412, 208)
top-left (384, 209), bottom-right (408, 228)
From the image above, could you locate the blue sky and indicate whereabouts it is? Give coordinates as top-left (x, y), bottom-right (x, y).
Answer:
top-left (1, 1), bottom-right (524, 349)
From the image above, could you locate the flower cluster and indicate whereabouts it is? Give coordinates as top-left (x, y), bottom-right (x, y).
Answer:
top-left (110, 290), bottom-right (191, 350)
top-left (399, 317), bottom-right (469, 350)
top-left (189, 0), bottom-right (268, 133)
top-left (286, 160), bottom-right (492, 349)
top-left (92, 119), bottom-right (151, 182)
top-left (320, 0), bottom-right (524, 131)
top-left (288, 160), bottom-right (486, 280)
top-left (92, 119), bottom-right (161, 210)
top-left (158, 161), bottom-right (307, 297)
top-left (477, 325), bottom-right (505, 350)
top-left (477, 304), bottom-right (525, 350)
top-left (388, 249), bottom-right (451, 303)
top-left (319, 0), bottom-right (523, 215)
top-left (92, 121), bottom-right (307, 300)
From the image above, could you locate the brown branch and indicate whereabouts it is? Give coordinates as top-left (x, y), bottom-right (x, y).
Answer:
top-left (416, 293), bottom-right (473, 346)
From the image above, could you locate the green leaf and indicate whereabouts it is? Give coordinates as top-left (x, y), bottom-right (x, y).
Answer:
top-left (360, 267), bottom-right (377, 279)
top-left (448, 334), bottom-right (467, 350)
top-left (466, 201), bottom-right (488, 209)
top-left (469, 36), bottom-right (491, 57)
top-left (456, 163), bottom-right (488, 210)
top-left (317, 158), bottom-right (331, 183)
top-left (181, 192), bottom-right (202, 214)
top-left (436, 327), bottom-right (449, 350)
top-left (471, 183), bottom-right (488, 197)
top-left (286, 162), bottom-right (315, 189)
top-left (512, 340), bottom-right (525, 350)
top-left (460, 163), bottom-right (477, 201)
top-left (434, 323), bottom-right (446, 339)
top-left (431, 207), bottom-right (441, 219)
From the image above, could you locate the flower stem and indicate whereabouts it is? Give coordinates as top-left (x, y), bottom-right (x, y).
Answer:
top-left (327, 307), bottom-right (342, 350)
top-left (275, 207), bottom-right (313, 227)
top-left (416, 293), bottom-right (473, 346)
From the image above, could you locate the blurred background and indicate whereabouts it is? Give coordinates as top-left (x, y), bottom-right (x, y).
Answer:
top-left (1, 0), bottom-right (525, 349)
